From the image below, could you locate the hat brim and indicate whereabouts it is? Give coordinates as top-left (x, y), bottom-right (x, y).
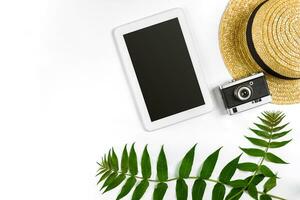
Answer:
top-left (219, 0), bottom-right (300, 104)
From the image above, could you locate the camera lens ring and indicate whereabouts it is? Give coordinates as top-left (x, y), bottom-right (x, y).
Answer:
top-left (234, 86), bottom-right (253, 101)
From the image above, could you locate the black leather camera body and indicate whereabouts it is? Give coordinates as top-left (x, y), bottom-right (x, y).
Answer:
top-left (219, 73), bottom-right (272, 114)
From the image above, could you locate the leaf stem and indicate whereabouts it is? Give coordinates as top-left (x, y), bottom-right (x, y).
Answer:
top-left (104, 171), bottom-right (285, 200)
top-left (257, 191), bottom-right (286, 200)
top-left (227, 123), bottom-right (274, 200)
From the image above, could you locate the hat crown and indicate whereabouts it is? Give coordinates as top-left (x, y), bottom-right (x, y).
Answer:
top-left (252, 0), bottom-right (300, 78)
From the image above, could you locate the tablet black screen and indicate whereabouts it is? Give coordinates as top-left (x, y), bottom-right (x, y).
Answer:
top-left (124, 18), bottom-right (205, 121)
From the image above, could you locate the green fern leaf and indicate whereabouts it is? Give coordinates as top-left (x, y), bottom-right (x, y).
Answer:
top-left (273, 123), bottom-right (289, 132)
top-left (240, 148), bottom-right (265, 157)
top-left (101, 172), bottom-right (117, 190)
top-left (264, 177), bottom-right (277, 193)
top-left (260, 165), bottom-right (275, 177)
top-left (258, 116), bottom-right (273, 127)
top-left (200, 147), bottom-right (221, 179)
top-left (192, 179), bottom-right (206, 200)
top-left (107, 150), bottom-right (112, 169)
top-left (219, 155), bottom-right (241, 184)
top-left (237, 162), bottom-right (258, 172)
top-left (121, 145), bottom-right (129, 173)
top-left (111, 148), bottom-right (119, 171)
top-left (265, 152), bottom-right (288, 164)
top-left (179, 144), bottom-right (196, 178)
top-left (153, 183), bottom-right (168, 200)
top-left (269, 139), bottom-right (292, 148)
top-left (271, 130), bottom-right (291, 139)
top-left (176, 178), bottom-right (188, 200)
top-left (249, 128), bottom-right (271, 139)
top-left (254, 123), bottom-right (271, 132)
top-left (116, 177), bottom-right (136, 200)
top-left (129, 144), bottom-right (138, 175)
top-left (225, 188), bottom-right (243, 200)
top-left (262, 112), bottom-right (274, 122)
top-left (245, 174), bottom-right (265, 185)
top-left (228, 179), bottom-right (247, 188)
top-left (103, 174), bottom-right (126, 194)
top-left (96, 169), bottom-right (107, 177)
top-left (141, 145), bottom-right (151, 179)
top-left (272, 114), bottom-right (285, 126)
top-left (132, 180), bottom-right (149, 200)
top-left (97, 170), bottom-right (111, 184)
top-left (96, 111), bottom-right (291, 200)
top-left (245, 137), bottom-right (268, 147)
top-left (247, 184), bottom-right (258, 199)
top-left (260, 194), bottom-right (272, 200)
top-left (157, 146), bottom-right (168, 182)
top-left (102, 154), bottom-right (109, 168)
top-left (212, 183), bottom-right (226, 200)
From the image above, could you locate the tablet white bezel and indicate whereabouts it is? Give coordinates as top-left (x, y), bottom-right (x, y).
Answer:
top-left (113, 8), bottom-right (213, 131)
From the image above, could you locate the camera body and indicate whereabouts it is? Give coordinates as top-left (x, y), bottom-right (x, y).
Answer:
top-left (219, 73), bottom-right (272, 115)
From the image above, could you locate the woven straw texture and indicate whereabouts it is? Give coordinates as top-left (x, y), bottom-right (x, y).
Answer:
top-left (219, 0), bottom-right (300, 104)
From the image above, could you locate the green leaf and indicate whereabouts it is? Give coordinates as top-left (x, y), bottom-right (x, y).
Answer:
top-left (245, 137), bottom-right (269, 147)
top-left (272, 130), bottom-right (291, 139)
top-left (250, 128), bottom-right (271, 139)
top-left (247, 184), bottom-right (258, 199)
top-left (263, 111), bottom-right (282, 122)
top-left (276, 114), bottom-right (285, 123)
top-left (262, 112), bottom-right (273, 122)
top-left (153, 183), bottom-right (168, 200)
top-left (111, 148), bottom-right (119, 171)
top-left (219, 155), bottom-right (241, 184)
top-left (273, 123), bottom-right (289, 132)
top-left (129, 144), bottom-right (138, 175)
top-left (103, 154), bottom-right (109, 168)
top-left (107, 150), bottom-right (112, 169)
top-left (240, 148), bottom-right (265, 157)
top-left (212, 183), bottom-right (226, 200)
top-left (264, 177), bottom-right (277, 193)
top-left (192, 179), bottom-right (206, 200)
top-left (225, 188), bottom-right (243, 200)
top-left (121, 145), bottom-right (129, 173)
top-left (97, 170), bottom-right (111, 185)
top-left (132, 180), bottom-right (149, 200)
top-left (200, 147), bottom-right (221, 179)
top-left (228, 180), bottom-right (247, 188)
top-left (260, 165), bottom-right (275, 177)
top-left (103, 174), bottom-right (126, 193)
top-left (272, 114), bottom-right (285, 126)
top-left (141, 145), bottom-right (151, 179)
top-left (266, 152), bottom-right (288, 164)
top-left (237, 162), bottom-right (258, 172)
top-left (101, 172), bottom-right (117, 190)
top-left (258, 116), bottom-right (273, 127)
top-left (176, 178), bottom-right (188, 200)
top-left (157, 146), bottom-right (168, 182)
top-left (245, 174), bottom-right (265, 185)
top-left (269, 140), bottom-right (292, 148)
top-left (254, 123), bottom-right (271, 132)
top-left (96, 169), bottom-right (107, 177)
top-left (116, 177), bottom-right (137, 200)
top-left (179, 144), bottom-right (196, 178)
top-left (274, 112), bottom-right (284, 121)
top-left (260, 194), bottom-right (272, 200)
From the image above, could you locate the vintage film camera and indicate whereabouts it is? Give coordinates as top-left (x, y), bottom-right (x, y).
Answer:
top-left (219, 73), bottom-right (272, 114)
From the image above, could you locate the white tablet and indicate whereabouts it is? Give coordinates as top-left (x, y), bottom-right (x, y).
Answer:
top-left (114, 8), bottom-right (213, 131)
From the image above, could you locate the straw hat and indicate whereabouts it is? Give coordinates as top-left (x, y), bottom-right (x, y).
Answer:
top-left (219, 0), bottom-right (300, 104)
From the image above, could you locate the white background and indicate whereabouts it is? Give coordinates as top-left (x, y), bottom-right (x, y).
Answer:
top-left (0, 0), bottom-right (299, 200)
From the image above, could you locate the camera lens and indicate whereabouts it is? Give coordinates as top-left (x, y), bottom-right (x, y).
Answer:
top-left (234, 86), bottom-right (253, 101)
